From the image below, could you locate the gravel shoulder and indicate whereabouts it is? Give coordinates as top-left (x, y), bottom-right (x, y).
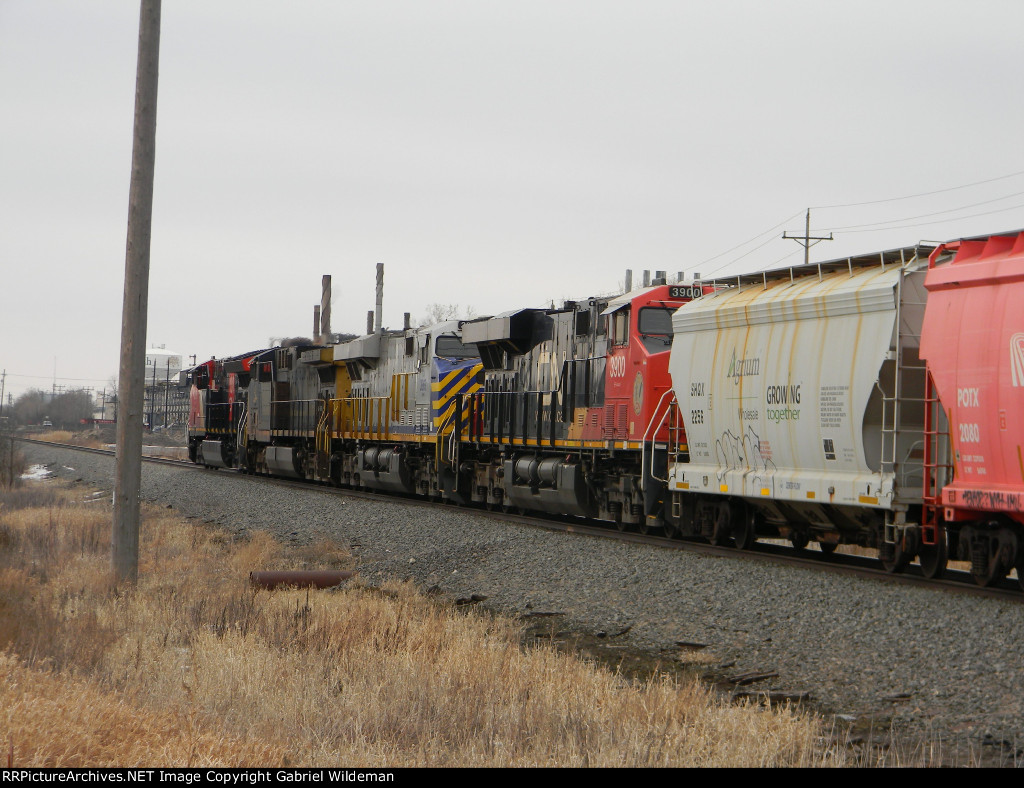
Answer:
top-left (23, 443), bottom-right (1024, 762)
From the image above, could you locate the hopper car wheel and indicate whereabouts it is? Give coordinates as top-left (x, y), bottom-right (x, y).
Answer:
top-left (973, 562), bottom-right (1007, 588)
top-left (972, 547), bottom-right (1008, 588)
top-left (818, 542), bottom-right (838, 556)
top-left (711, 501), bottom-right (732, 547)
top-left (918, 531), bottom-right (948, 580)
top-left (734, 507), bottom-right (757, 551)
top-left (880, 543), bottom-right (912, 574)
top-left (789, 530), bottom-right (809, 552)
top-left (638, 517), bottom-right (659, 536)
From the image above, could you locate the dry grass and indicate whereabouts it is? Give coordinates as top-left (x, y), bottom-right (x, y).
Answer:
top-left (25, 430), bottom-right (103, 449)
top-left (0, 655), bottom-right (286, 766)
top-left (0, 441), bottom-right (28, 489)
top-left (0, 481), bottom-right (848, 767)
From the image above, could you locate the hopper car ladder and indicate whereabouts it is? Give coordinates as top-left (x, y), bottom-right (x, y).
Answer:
top-left (920, 369), bottom-right (952, 546)
top-left (877, 271), bottom-right (929, 547)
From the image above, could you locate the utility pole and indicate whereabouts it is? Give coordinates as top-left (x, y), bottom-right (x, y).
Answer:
top-left (783, 208), bottom-right (833, 266)
top-left (163, 357), bottom-right (170, 428)
top-left (113, 0), bottom-right (161, 585)
top-left (148, 359), bottom-right (157, 429)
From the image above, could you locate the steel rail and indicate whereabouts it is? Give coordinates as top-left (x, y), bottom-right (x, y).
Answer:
top-left (17, 437), bottom-right (1024, 603)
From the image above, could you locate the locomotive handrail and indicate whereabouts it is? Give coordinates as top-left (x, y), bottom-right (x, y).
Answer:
top-left (266, 398), bottom-right (320, 439)
top-left (235, 402), bottom-right (246, 459)
top-left (315, 397), bottom-right (331, 459)
top-left (640, 388), bottom-right (675, 492)
top-left (330, 395), bottom-right (392, 440)
top-left (460, 388), bottom-right (561, 448)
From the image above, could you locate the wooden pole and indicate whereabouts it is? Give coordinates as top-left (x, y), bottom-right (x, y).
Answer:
top-left (113, 0), bottom-right (161, 584)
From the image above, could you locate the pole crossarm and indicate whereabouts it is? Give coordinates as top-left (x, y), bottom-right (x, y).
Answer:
top-left (783, 208), bottom-right (833, 265)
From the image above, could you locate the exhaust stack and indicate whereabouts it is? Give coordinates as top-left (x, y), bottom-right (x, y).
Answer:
top-left (321, 275), bottom-right (331, 340)
top-left (375, 263), bottom-right (384, 336)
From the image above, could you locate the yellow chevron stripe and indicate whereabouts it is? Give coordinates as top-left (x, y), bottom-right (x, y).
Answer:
top-left (433, 400), bottom-right (457, 428)
top-left (431, 369), bottom-right (462, 392)
top-left (435, 379), bottom-right (482, 411)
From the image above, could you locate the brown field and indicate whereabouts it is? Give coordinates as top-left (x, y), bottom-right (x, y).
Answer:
top-left (0, 479), bottom-right (854, 767)
top-left (22, 430), bottom-right (104, 450)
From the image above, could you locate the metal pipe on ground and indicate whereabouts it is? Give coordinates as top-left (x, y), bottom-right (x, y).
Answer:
top-left (249, 570), bottom-right (355, 590)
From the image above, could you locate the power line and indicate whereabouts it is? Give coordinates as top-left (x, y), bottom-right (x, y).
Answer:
top-left (840, 200), bottom-right (1024, 234)
top-left (702, 232), bottom-right (785, 278)
top-left (693, 210), bottom-right (804, 270)
top-left (6, 372), bottom-right (115, 383)
top-left (811, 168), bottom-right (1024, 210)
top-left (825, 188), bottom-right (1024, 232)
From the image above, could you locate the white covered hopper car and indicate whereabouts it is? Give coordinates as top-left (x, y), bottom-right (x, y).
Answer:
top-left (665, 245), bottom-right (952, 576)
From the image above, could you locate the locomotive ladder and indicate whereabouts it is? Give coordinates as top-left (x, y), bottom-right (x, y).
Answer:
top-left (235, 402), bottom-right (247, 460)
top-left (315, 396), bottom-right (332, 479)
top-left (920, 368), bottom-right (952, 546)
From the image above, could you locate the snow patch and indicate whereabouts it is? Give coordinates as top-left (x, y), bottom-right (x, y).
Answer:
top-left (20, 464), bottom-right (52, 481)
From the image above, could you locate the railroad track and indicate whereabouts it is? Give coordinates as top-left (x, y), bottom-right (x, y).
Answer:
top-left (18, 436), bottom-right (1024, 603)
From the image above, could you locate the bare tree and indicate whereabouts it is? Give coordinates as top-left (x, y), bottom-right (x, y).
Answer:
top-left (49, 390), bottom-right (94, 430)
top-left (11, 389), bottom-right (47, 427)
top-left (419, 304), bottom-right (478, 326)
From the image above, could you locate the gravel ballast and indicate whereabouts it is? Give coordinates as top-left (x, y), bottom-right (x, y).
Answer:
top-left (22, 443), bottom-right (1024, 757)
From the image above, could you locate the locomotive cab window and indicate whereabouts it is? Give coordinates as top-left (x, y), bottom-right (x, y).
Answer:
top-left (435, 335), bottom-right (479, 359)
top-left (612, 308), bottom-right (630, 346)
top-left (637, 307), bottom-right (674, 352)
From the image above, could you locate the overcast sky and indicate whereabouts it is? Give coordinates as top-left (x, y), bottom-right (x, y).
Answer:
top-left (2, 1), bottom-right (1023, 400)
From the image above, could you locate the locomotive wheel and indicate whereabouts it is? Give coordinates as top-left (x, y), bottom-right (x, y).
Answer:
top-left (711, 501), bottom-right (732, 547)
top-left (638, 517), bottom-right (660, 536)
top-left (918, 532), bottom-right (948, 580)
top-left (734, 507), bottom-right (757, 551)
